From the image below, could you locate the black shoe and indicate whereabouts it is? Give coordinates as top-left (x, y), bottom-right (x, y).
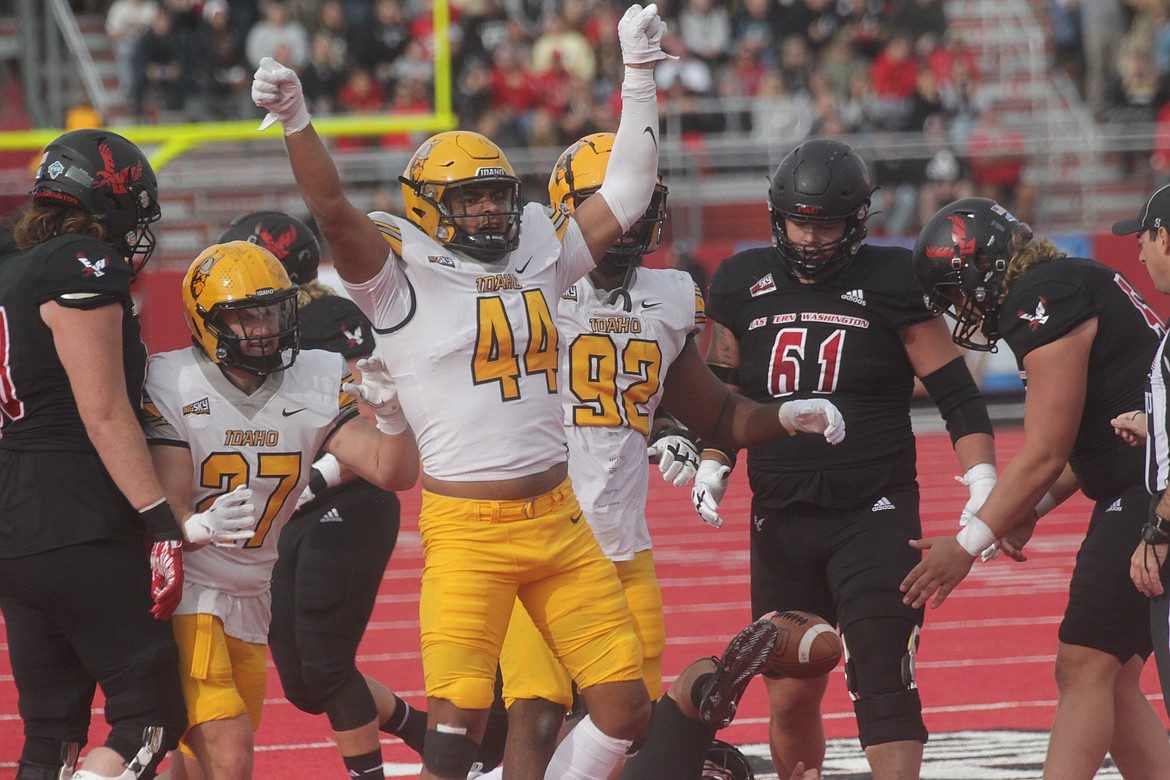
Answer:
top-left (698, 618), bottom-right (779, 729)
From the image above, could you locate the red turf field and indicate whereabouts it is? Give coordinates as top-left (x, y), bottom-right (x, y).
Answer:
top-left (2, 426), bottom-right (1166, 778)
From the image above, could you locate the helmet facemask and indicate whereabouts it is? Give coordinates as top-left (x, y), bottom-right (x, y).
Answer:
top-left (435, 178), bottom-right (523, 263)
top-left (769, 203), bottom-right (869, 282)
top-left (198, 292), bottom-right (300, 375)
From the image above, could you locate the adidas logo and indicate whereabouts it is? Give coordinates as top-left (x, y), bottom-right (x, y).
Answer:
top-left (1106, 499), bottom-right (1123, 513)
top-left (872, 497), bottom-right (895, 512)
top-left (841, 288), bottom-right (866, 306)
top-left (320, 508), bottom-right (343, 523)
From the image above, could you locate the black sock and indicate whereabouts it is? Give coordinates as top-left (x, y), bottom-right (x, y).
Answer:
top-left (689, 672), bottom-right (715, 711)
top-left (342, 749), bottom-right (384, 779)
top-left (380, 694), bottom-right (428, 756)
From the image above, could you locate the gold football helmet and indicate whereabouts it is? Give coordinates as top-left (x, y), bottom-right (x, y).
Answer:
top-left (182, 241), bottom-right (300, 375)
top-left (399, 131), bottom-right (522, 263)
top-left (548, 132), bottom-right (668, 271)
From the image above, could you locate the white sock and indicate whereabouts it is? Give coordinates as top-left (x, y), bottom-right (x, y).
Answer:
top-left (542, 715), bottom-right (632, 780)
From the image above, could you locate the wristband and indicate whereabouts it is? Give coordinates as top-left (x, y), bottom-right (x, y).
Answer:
top-left (699, 445), bottom-right (736, 471)
top-left (139, 499), bottom-right (183, 542)
top-left (1034, 492), bottom-right (1058, 519)
top-left (955, 516), bottom-right (996, 557)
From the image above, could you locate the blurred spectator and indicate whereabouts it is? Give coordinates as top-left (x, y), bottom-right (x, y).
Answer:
top-left (381, 78), bottom-right (431, 150)
top-left (1153, 3), bottom-right (1170, 78)
top-left (462, 0), bottom-right (511, 66)
top-left (838, 0), bottom-right (886, 59)
top-left (918, 113), bottom-right (975, 227)
top-left (488, 45), bottom-right (540, 140)
top-left (349, 0), bottom-right (410, 86)
top-left (751, 70), bottom-right (812, 146)
top-left (454, 56), bottom-right (494, 125)
top-left (655, 30), bottom-right (719, 135)
top-left (1049, 0), bottom-right (1083, 85)
top-left (532, 8), bottom-right (596, 82)
top-left (906, 68), bottom-right (945, 131)
top-left (390, 38), bottom-right (436, 90)
top-left (869, 34), bottom-right (919, 129)
top-left (105, 0), bottom-right (158, 98)
top-left (334, 67), bottom-right (386, 151)
top-left (868, 131), bottom-right (922, 237)
top-left (888, 0), bottom-right (948, 47)
top-left (1081, 0), bottom-right (1127, 118)
top-left (1106, 47), bottom-right (1161, 174)
top-left (778, 34), bottom-right (815, 94)
top-left (836, 68), bottom-right (877, 132)
top-left (131, 8), bottom-right (189, 119)
top-left (966, 109), bottom-right (1031, 216)
top-left (245, 0), bottom-right (310, 69)
top-left (527, 106), bottom-right (562, 147)
top-left (302, 30), bottom-right (349, 114)
top-left (818, 31), bottom-right (868, 99)
top-left (678, 0), bottom-right (732, 67)
top-left (582, 2), bottom-right (623, 86)
top-left (191, 0), bottom-right (252, 120)
top-left (666, 242), bottom-right (708, 294)
top-left (731, 0), bottom-right (781, 66)
top-left (802, 0), bottom-right (848, 53)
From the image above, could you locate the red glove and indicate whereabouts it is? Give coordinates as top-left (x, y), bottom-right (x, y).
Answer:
top-left (150, 540), bottom-right (184, 620)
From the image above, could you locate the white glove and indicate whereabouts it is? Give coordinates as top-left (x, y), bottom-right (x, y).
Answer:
top-left (617, 3), bottom-right (676, 65)
top-left (692, 459), bottom-right (731, 529)
top-left (184, 486), bottom-right (256, 546)
top-left (647, 431), bottom-right (700, 487)
top-left (778, 399), bottom-right (846, 445)
top-left (343, 356), bottom-right (409, 435)
top-left (251, 56), bottom-right (311, 135)
top-left (956, 463), bottom-right (998, 561)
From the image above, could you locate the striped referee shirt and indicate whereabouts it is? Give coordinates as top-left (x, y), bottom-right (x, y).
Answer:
top-left (1147, 332), bottom-right (1170, 494)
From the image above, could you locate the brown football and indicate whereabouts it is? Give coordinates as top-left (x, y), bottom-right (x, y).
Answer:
top-left (764, 610), bottom-right (842, 679)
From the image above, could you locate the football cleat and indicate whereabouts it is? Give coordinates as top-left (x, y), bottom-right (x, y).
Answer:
top-left (698, 618), bottom-right (780, 729)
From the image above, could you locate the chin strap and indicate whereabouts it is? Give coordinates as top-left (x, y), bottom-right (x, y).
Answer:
top-left (604, 265), bottom-right (637, 312)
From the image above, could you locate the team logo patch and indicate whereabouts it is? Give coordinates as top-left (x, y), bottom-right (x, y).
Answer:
top-left (47, 160), bottom-right (65, 179)
top-left (94, 142), bottom-right (143, 193)
top-left (750, 273), bottom-right (776, 297)
top-left (343, 324), bottom-right (365, 346)
top-left (562, 285), bottom-right (578, 301)
top-left (1018, 297), bottom-right (1048, 330)
top-left (250, 222), bottom-right (298, 260)
top-left (477, 166), bottom-right (508, 177)
top-left (76, 253), bottom-right (107, 278)
top-left (182, 397), bottom-right (211, 417)
top-left (428, 254), bottom-right (456, 268)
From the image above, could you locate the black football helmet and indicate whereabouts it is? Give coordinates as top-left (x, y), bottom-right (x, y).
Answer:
top-left (768, 138), bottom-right (873, 282)
top-left (913, 197), bottom-right (1032, 352)
top-left (218, 211), bottom-right (320, 284)
top-left (702, 739), bottom-right (754, 780)
top-left (32, 128), bottom-right (161, 275)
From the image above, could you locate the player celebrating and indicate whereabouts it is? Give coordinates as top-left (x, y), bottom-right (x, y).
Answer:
top-left (0, 128), bottom-right (186, 780)
top-left (906, 197), bottom-right (1170, 779)
top-left (251, 7), bottom-right (675, 779)
top-left (492, 132), bottom-right (846, 779)
top-left (142, 241), bottom-right (418, 780)
top-left (698, 139), bottom-right (998, 780)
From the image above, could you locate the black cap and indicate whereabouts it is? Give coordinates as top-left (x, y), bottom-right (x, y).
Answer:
top-left (1112, 184), bottom-right (1170, 235)
top-left (298, 296), bottom-right (375, 361)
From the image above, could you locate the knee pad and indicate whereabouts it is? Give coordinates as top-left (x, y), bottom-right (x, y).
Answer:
top-left (321, 672), bottom-right (378, 732)
top-left (423, 728), bottom-right (480, 779)
top-left (841, 617), bottom-right (919, 700)
top-left (851, 689), bottom-right (928, 747)
top-left (19, 737), bottom-right (79, 773)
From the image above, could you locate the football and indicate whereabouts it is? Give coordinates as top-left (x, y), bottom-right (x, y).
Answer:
top-left (764, 610), bottom-right (842, 679)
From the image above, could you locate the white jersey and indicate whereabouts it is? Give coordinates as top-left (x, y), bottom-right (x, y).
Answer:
top-left (343, 203), bottom-right (594, 481)
top-left (141, 347), bottom-right (357, 642)
top-left (560, 268), bottom-right (705, 560)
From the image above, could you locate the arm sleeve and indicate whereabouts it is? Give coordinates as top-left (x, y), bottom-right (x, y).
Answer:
top-left (596, 67), bottom-right (660, 232)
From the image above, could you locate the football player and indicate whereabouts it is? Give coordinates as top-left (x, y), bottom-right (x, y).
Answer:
top-left (906, 197), bottom-right (1170, 779)
top-left (141, 241), bottom-right (418, 780)
top-left (217, 211), bottom-right (440, 780)
top-left (251, 8), bottom-right (673, 779)
top-left (494, 133), bottom-right (847, 779)
top-left (0, 128), bottom-right (186, 780)
top-left (698, 140), bottom-right (999, 780)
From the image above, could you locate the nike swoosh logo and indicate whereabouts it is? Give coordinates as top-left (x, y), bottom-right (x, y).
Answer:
top-left (570, 512), bottom-right (584, 524)
top-left (282, 408), bottom-right (306, 417)
top-left (642, 301), bottom-right (662, 309)
top-left (642, 126), bottom-right (658, 150)
top-left (516, 256), bottom-right (533, 274)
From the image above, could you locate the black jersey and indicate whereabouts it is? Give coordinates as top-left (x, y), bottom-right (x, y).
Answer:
top-left (0, 234), bottom-right (144, 557)
top-left (707, 245), bottom-right (933, 509)
top-left (0, 234), bottom-right (143, 452)
top-left (999, 257), bottom-right (1163, 502)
